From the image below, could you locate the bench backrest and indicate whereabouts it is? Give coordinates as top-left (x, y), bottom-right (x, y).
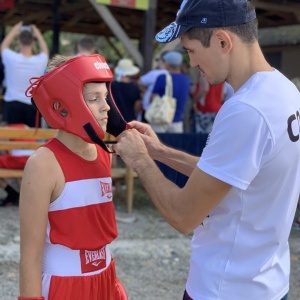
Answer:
top-left (0, 127), bottom-right (136, 213)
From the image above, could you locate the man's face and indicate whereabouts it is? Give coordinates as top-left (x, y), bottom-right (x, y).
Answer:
top-left (83, 82), bottom-right (110, 132)
top-left (181, 33), bottom-right (227, 86)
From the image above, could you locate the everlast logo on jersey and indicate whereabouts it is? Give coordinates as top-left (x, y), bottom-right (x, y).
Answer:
top-left (80, 246), bottom-right (106, 273)
top-left (287, 109), bottom-right (300, 142)
top-left (100, 181), bottom-right (113, 199)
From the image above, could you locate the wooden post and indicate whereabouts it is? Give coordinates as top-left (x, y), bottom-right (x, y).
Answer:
top-left (140, 0), bottom-right (157, 73)
top-left (51, 0), bottom-right (61, 57)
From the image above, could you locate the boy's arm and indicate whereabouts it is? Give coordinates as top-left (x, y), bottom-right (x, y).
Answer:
top-left (19, 149), bottom-right (56, 297)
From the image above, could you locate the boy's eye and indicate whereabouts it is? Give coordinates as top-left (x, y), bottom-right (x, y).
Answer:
top-left (87, 97), bottom-right (97, 102)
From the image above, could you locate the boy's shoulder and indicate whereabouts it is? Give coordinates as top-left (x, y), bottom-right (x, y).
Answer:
top-left (24, 146), bottom-right (58, 174)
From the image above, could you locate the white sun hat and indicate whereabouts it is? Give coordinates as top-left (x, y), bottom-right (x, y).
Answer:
top-left (114, 58), bottom-right (140, 81)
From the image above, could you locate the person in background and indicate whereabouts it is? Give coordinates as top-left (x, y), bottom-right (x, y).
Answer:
top-left (19, 54), bottom-right (127, 300)
top-left (191, 71), bottom-right (225, 134)
top-left (0, 21), bottom-right (49, 127)
top-left (111, 58), bottom-right (141, 122)
top-left (0, 123), bottom-right (35, 206)
top-left (150, 51), bottom-right (190, 133)
top-left (76, 36), bottom-right (97, 55)
top-left (181, 60), bottom-right (195, 132)
top-left (113, 0), bottom-right (300, 299)
top-left (0, 54), bottom-right (4, 95)
top-left (138, 51), bottom-right (169, 122)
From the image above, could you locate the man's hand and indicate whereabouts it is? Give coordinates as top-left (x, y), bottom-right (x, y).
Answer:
top-left (114, 129), bottom-right (150, 170)
top-left (31, 25), bottom-right (41, 38)
top-left (1, 21), bottom-right (23, 51)
top-left (12, 21), bottom-right (23, 35)
top-left (128, 121), bottom-right (157, 137)
top-left (127, 121), bottom-right (163, 159)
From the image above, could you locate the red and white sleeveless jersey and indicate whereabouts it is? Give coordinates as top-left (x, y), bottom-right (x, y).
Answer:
top-left (42, 138), bottom-right (118, 277)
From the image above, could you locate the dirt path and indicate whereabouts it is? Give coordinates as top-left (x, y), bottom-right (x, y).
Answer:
top-left (0, 206), bottom-right (299, 300)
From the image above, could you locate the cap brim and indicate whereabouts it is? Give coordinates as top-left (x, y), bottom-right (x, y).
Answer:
top-left (155, 22), bottom-right (190, 43)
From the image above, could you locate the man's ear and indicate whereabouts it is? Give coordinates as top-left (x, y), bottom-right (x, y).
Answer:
top-left (215, 30), bottom-right (232, 53)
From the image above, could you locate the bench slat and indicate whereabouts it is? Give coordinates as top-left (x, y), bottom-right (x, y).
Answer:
top-left (0, 128), bottom-right (58, 139)
top-left (0, 169), bottom-right (24, 177)
top-left (0, 141), bottom-right (45, 150)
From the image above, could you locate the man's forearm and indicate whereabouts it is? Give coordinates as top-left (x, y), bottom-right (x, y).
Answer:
top-left (35, 33), bottom-right (49, 55)
top-left (1, 30), bottom-right (16, 50)
top-left (132, 155), bottom-right (188, 232)
top-left (152, 143), bottom-right (199, 176)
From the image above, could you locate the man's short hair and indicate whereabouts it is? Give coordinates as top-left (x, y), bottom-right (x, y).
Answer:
top-left (19, 30), bottom-right (34, 46)
top-left (185, 1), bottom-right (258, 48)
top-left (78, 37), bottom-right (96, 53)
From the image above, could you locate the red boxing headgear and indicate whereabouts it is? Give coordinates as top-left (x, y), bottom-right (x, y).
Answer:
top-left (26, 54), bottom-right (129, 151)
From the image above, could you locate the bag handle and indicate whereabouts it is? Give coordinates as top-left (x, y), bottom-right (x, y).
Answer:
top-left (165, 73), bottom-right (173, 97)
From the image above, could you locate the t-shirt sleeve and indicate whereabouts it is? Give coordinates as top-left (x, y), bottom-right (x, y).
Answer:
top-left (140, 72), bottom-right (153, 86)
top-left (198, 100), bottom-right (274, 190)
top-left (1, 48), bottom-right (15, 64)
top-left (152, 74), bottom-right (166, 96)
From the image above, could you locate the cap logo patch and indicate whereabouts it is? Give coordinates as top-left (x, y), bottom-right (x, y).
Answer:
top-left (201, 18), bottom-right (207, 24)
top-left (94, 61), bottom-right (110, 70)
top-left (155, 22), bottom-right (178, 43)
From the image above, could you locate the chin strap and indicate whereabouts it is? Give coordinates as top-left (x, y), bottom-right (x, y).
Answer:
top-left (83, 123), bottom-right (115, 153)
top-left (83, 119), bottom-right (131, 153)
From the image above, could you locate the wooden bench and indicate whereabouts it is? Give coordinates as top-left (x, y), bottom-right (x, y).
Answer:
top-left (0, 127), bottom-right (137, 213)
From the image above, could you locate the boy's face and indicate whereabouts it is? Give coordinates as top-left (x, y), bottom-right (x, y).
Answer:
top-left (83, 82), bottom-right (110, 133)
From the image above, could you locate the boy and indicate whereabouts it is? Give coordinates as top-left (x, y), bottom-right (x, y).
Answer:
top-left (18, 54), bottom-right (127, 300)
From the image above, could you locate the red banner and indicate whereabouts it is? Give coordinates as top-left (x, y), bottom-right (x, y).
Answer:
top-left (111, 0), bottom-right (135, 8)
top-left (0, 0), bottom-right (15, 9)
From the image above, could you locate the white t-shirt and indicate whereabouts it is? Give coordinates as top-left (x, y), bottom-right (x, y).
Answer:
top-left (223, 81), bottom-right (234, 102)
top-left (2, 48), bottom-right (48, 105)
top-left (187, 70), bottom-right (300, 299)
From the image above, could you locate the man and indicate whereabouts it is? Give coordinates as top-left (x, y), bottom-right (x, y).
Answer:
top-left (113, 0), bottom-right (300, 299)
top-left (111, 58), bottom-right (141, 122)
top-left (138, 51), bottom-right (168, 122)
top-left (76, 36), bottom-right (96, 55)
top-left (1, 21), bottom-right (49, 127)
top-left (149, 51), bottom-right (190, 133)
top-left (191, 71), bottom-right (225, 134)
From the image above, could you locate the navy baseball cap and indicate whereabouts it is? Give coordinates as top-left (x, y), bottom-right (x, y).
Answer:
top-left (156, 0), bottom-right (256, 43)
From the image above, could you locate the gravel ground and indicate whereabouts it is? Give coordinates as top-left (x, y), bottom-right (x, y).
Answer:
top-left (0, 205), bottom-right (299, 300)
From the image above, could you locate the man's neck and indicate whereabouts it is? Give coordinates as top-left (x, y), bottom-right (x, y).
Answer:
top-left (20, 45), bottom-right (33, 57)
